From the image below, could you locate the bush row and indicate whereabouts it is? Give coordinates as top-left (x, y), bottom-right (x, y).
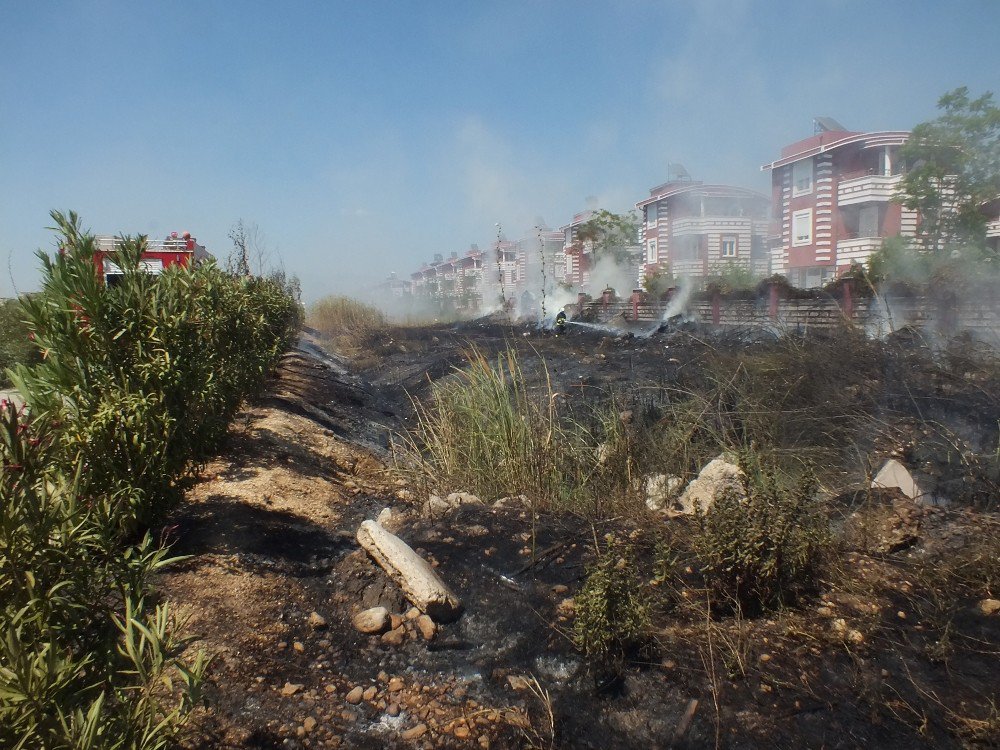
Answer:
top-left (0, 211), bottom-right (301, 749)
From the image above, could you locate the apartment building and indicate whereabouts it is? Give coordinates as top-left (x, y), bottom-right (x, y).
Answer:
top-left (635, 177), bottom-right (770, 282)
top-left (410, 247), bottom-right (487, 313)
top-left (762, 119), bottom-right (914, 287)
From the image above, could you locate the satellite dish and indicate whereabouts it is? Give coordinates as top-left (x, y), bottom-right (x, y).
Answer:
top-left (814, 116), bottom-right (848, 133)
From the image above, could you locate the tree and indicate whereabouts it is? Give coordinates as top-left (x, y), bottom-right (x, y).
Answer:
top-left (896, 87), bottom-right (1000, 252)
top-left (227, 218), bottom-right (271, 276)
top-left (574, 209), bottom-right (640, 265)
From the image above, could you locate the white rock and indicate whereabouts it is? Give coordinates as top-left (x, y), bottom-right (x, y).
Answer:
top-left (376, 507), bottom-right (393, 526)
top-left (356, 520), bottom-right (463, 623)
top-left (494, 494), bottom-right (530, 509)
top-left (674, 456), bottom-right (745, 515)
top-left (446, 491), bottom-right (483, 507)
top-left (872, 459), bottom-right (926, 502)
top-left (352, 606), bottom-right (389, 634)
top-left (422, 494), bottom-right (451, 517)
top-left (644, 474), bottom-right (683, 512)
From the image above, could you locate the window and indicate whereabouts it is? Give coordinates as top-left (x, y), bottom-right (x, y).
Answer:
top-left (646, 240), bottom-right (657, 264)
top-left (720, 236), bottom-right (737, 257)
top-left (792, 158), bottom-right (813, 196)
top-left (792, 209), bottom-right (813, 246)
top-left (647, 204), bottom-right (657, 225)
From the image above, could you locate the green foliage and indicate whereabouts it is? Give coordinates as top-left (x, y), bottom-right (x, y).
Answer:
top-left (705, 261), bottom-right (759, 294)
top-left (897, 87), bottom-right (1000, 252)
top-left (693, 458), bottom-right (829, 613)
top-left (572, 535), bottom-right (650, 666)
top-left (13, 211), bottom-right (301, 531)
top-left (0, 401), bottom-right (208, 749)
top-left (642, 265), bottom-right (674, 298)
top-left (0, 210), bottom-right (299, 748)
top-left (400, 348), bottom-right (579, 508)
top-left (0, 299), bottom-right (41, 388)
top-left (574, 210), bottom-right (640, 265)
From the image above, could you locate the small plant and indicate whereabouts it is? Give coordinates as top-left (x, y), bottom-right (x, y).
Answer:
top-left (693, 457), bottom-right (829, 614)
top-left (572, 535), bottom-right (651, 669)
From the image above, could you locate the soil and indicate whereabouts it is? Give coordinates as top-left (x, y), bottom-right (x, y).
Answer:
top-left (158, 322), bottom-right (1000, 749)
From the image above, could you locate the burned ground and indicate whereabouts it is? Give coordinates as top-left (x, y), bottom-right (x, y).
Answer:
top-left (158, 322), bottom-right (1000, 749)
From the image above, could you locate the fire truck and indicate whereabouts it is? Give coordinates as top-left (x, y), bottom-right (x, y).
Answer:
top-left (92, 231), bottom-right (210, 286)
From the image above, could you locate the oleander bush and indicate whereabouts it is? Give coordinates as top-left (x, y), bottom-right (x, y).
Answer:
top-left (0, 298), bottom-right (41, 387)
top-left (0, 211), bottom-right (300, 748)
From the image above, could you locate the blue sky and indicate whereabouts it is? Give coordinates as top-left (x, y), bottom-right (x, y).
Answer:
top-left (2, 1), bottom-right (998, 301)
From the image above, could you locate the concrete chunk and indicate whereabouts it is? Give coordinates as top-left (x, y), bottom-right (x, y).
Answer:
top-left (872, 459), bottom-right (925, 502)
top-left (356, 520), bottom-right (463, 623)
top-left (675, 456), bottom-right (745, 515)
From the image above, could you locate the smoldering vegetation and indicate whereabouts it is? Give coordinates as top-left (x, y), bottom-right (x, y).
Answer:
top-left (327, 308), bottom-right (1000, 748)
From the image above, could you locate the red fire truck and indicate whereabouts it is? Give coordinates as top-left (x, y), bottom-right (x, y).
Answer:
top-left (92, 231), bottom-right (209, 286)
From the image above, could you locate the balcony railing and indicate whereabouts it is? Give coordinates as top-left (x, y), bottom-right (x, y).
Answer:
top-left (837, 174), bottom-right (900, 206)
top-left (836, 237), bottom-right (882, 264)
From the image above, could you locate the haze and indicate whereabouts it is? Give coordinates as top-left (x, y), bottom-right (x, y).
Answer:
top-left (2, 1), bottom-right (998, 302)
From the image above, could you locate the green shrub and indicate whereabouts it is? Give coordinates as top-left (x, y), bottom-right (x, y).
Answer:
top-left (693, 458), bottom-right (829, 614)
top-left (0, 401), bottom-right (207, 749)
top-left (12, 211), bottom-right (301, 530)
top-left (0, 210), bottom-right (299, 748)
top-left (572, 535), bottom-right (651, 668)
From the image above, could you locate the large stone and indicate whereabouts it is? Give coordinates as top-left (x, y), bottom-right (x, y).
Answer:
top-left (872, 459), bottom-right (926, 502)
top-left (352, 606), bottom-right (390, 634)
top-left (422, 494), bottom-right (451, 517)
top-left (446, 491), bottom-right (483, 508)
top-left (979, 598), bottom-right (1000, 615)
top-left (644, 474), bottom-right (683, 512)
top-left (674, 456), bottom-right (745, 515)
top-left (356, 520), bottom-right (463, 622)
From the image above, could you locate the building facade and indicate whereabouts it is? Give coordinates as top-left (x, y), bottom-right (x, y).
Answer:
top-left (762, 122), bottom-right (914, 288)
top-left (635, 180), bottom-right (770, 283)
top-left (410, 247), bottom-right (487, 313)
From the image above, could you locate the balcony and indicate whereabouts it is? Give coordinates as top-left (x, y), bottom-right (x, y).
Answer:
top-left (670, 216), bottom-right (752, 236)
top-left (836, 237), bottom-right (882, 265)
top-left (837, 174), bottom-right (900, 206)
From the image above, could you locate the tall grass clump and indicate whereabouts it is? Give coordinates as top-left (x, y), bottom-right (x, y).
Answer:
top-left (400, 348), bottom-right (603, 510)
top-left (0, 210), bottom-right (300, 748)
top-left (308, 295), bottom-right (386, 348)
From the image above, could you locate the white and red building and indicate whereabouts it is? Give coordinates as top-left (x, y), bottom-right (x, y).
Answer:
top-left (410, 247), bottom-right (488, 313)
top-left (635, 179), bottom-right (770, 282)
top-left (762, 121), bottom-right (915, 287)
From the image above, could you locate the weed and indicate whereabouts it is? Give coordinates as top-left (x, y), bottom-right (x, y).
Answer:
top-left (572, 534), bottom-right (651, 671)
top-left (693, 456), bottom-right (830, 614)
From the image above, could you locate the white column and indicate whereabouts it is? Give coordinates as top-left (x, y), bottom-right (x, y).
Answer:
top-left (884, 146), bottom-right (892, 176)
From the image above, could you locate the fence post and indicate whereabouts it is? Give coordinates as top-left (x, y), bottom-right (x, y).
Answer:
top-left (842, 280), bottom-right (853, 322)
top-left (768, 282), bottom-right (779, 320)
top-left (712, 292), bottom-right (721, 326)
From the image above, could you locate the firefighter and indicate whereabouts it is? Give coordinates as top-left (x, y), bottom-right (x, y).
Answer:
top-left (554, 309), bottom-right (567, 335)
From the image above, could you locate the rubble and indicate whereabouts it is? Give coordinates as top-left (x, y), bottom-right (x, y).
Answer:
top-left (674, 456), bottom-right (745, 515)
top-left (644, 473), bottom-right (683, 512)
top-left (872, 459), bottom-right (927, 503)
top-left (356, 520), bottom-right (463, 622)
